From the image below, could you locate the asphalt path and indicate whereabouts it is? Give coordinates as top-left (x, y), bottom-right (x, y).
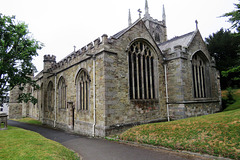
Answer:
top-left (8, 120), bottom-right (208, 160)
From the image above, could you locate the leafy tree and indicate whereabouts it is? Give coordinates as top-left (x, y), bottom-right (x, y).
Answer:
top-left (222, 65), bottom-right (240, 81)
top-left (221, 1), bottom-right (240, 88)
top-left (223, 1), bottom-right (240, 35)
top-left (0, 14), bottom-right (43, 104)
top-left (205, 29), bottom-right (240, 72)
top-left (221, 64), bottom-right (240, 88)
top-left (205, 29), bottom-right (240, 89)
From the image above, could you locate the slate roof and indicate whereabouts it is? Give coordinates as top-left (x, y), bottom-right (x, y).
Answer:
top-left (158, 30), bottom-right (196, 51)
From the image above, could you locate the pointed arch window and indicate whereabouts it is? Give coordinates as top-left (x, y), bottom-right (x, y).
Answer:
top-left (192, 52), bottom-right (211, 98)
top-left (58, 77), bottom-right (66, 109)
top-left (47, 81), bottom-right (54, 110)
top-left (76, 69), bottom-right (90, 111)
top-left (128, 41), bottom-right (156, 100)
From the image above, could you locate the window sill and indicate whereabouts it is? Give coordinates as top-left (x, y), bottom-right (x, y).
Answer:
top-left (130, 99), bottom-right (159, 103)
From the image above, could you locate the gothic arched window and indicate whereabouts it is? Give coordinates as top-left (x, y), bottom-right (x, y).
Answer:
top-left (192, 52), bottom-right (211, 98)
top-left (128, 41), bottom-right (156, 100)
top-left (58, 77), bottom-right (66, 109)
top-left (76, 69), bottom-right (90, 111)
top-left (47, 81), bottom-right (54, 110)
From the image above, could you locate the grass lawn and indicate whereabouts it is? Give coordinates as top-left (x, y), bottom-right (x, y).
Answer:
top-left (222, 89), bottom-right (240, 111)
top-left (0, 126), bottom-right (80, 160)
top-left (11, 117), bottom-right (42, 125)
top-left (120, 89), bottom-right (240, 159)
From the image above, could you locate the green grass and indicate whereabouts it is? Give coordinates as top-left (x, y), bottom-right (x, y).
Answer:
top-left (12, 117), bottom-right (42, 125)
top-left (223, 89), bottom-right (240, 111)
top-left (0, 126), bottom-right (80, 160)
top-left (120, 102), bottom-right (240, 159)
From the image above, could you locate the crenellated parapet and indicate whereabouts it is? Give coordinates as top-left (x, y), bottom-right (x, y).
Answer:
top-left (43, 54), bottom-right (56, 71)
top-left (44, 55), bottom-right (56, 63)
top-left (43, 34), bottom-right (115, 73)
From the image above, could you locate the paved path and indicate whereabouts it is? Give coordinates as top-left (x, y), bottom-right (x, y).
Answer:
top-left (8, 120), bottom-right (207, 160)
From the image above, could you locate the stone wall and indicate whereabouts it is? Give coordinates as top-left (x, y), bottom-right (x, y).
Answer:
top-left (25, 20), bottom-right (168, 137)
top-left (8, 86), bottom-right (23, 119)
top-left (169, 102), bottom-right (220, 120)
top-left (164, 31), bottom-right (221, 120)
top-left (102, 20), bottom-right (167, 135)
top-left (8, 20), bottom-right (222, 137)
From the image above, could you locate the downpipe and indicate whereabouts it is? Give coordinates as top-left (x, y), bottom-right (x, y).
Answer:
top-left (93, 55), bottom-right (96, 137)
top-left (54, 73), bottom-right (57, 127)
top-left (164, 63), bottom-right (170, 122)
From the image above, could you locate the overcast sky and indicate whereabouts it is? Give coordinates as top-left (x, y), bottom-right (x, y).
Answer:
top-left (0, 0), bottom-right (238, 74)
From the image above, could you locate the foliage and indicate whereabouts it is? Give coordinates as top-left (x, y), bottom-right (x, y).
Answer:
top-left (225, 87), bottom-right (235, 103)
top-left (223, 0), bottom-right (240, 35)
top-left (206, 1), bottom-right (240, 89)
top-left (221, 87), bottom-right (236, 110)
top-left (220, 1), bottom-right (240, 88)
top-left (0, 14), bottom-right (43, 104)
top-left (0, 126), bottom-right (80, 160)
top-left (205, 29), bottom-right (240, 89)
top-left (205, 29), bottom-right (240, 71)
top-left (223, 88), bottom-right (240, 111)
top-left (222, 65), bottom-right (240, 88)
top-left (120, 108), bottom-right (240, 159)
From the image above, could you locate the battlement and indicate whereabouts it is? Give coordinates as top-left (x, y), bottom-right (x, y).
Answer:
top-left (44, 55), bottom-right (56, 63)
top-left (45, 34), bottom-right (116, 73)
top-left (142, 16), bottom-right (165, 26)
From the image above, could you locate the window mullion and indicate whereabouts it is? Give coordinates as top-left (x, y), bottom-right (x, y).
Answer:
top-left (80, 82), bottom-right (83, 110)
top-left (201, 65), bottom-right (206, 98)
top-left (136, 53), bottom-right (139, 99)
top-left (132, 53), bottom-right (136, 99)
top-left (151, 57), bottom-right (155, 99)
top-left (141, 54), bottom-right (144, 99)
top-left (149, 56), bottom-right (153, 99)
top-left (145, 56), bottom-right (149, 99)
top-left (195, 64), bottom-right (199, 98)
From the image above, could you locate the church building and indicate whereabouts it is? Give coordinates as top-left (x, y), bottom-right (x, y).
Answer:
top-left (9, 0), bottom-right (222, 137)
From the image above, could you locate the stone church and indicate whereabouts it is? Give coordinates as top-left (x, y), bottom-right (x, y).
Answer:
top-left (9, 0), bottom-right (221, 137)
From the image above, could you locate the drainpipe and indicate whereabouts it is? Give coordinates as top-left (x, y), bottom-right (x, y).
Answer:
top-left (54, 74), bottom-right (57, 127)
top-left (164, 62), bottom-right (170, 122)
top-left (92, 55), bottom-right (96, 137)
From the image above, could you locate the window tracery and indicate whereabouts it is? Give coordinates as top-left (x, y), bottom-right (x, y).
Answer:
top-left (58, 77), bottom-right (66, 109)
top-left (76, 69), bottom-right (90, 110)
top-left (128, 41), bottom-right (156, 100)
top-left (192, 52), bottom-right (211, 98)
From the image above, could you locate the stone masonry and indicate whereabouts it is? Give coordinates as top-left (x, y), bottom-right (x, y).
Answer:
top-left (9, 1), bottom-right (221, 137)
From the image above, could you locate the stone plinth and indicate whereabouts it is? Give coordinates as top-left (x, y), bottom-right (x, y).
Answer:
top-left (0, 112), bottom-right (8, 130)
